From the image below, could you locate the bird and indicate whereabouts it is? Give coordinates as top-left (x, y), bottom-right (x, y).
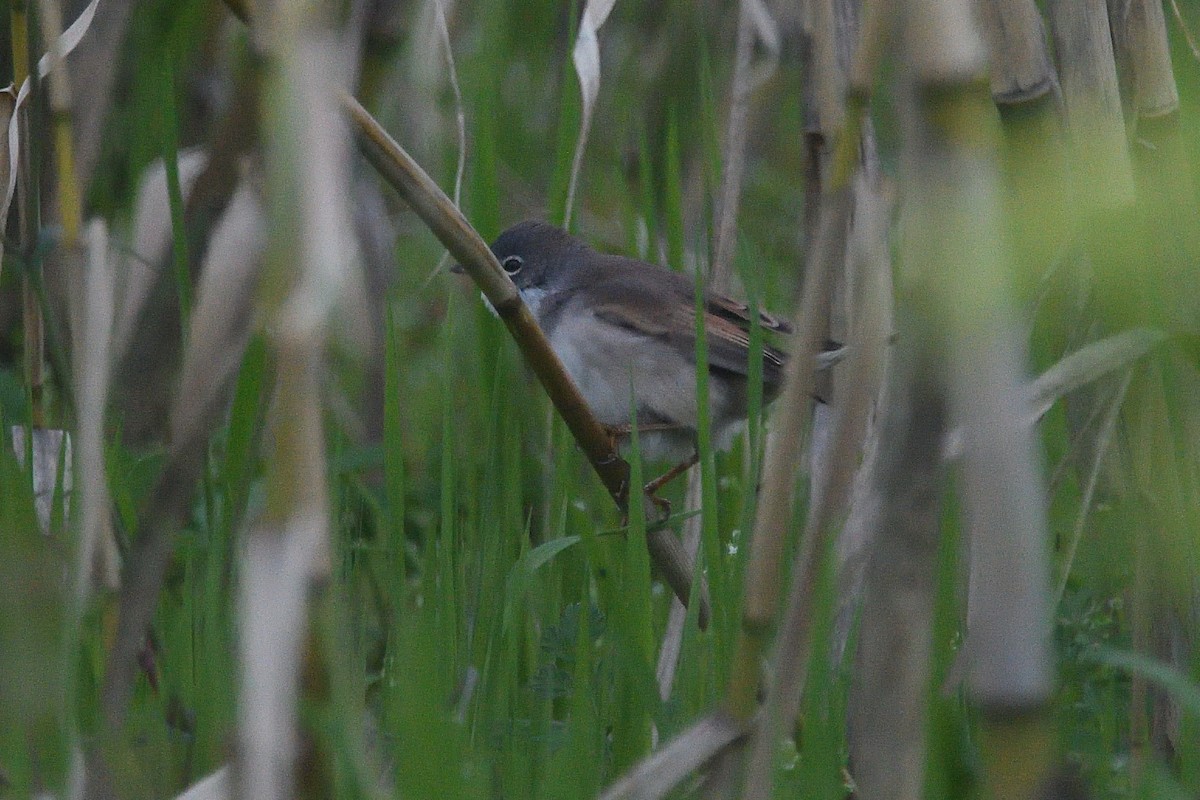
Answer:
top-left (477, 220), bottom-right (820, 503)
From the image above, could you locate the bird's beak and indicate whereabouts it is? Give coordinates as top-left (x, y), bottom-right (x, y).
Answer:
top-left (449, 262), bottom-right (465, 274)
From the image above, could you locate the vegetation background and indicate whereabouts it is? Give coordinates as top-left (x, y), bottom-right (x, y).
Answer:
top-left (0, 0), bottom-right (1199, 798)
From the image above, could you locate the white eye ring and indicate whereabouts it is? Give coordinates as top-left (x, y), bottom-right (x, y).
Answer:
top-left (501, 255), bottom-right (524, 275)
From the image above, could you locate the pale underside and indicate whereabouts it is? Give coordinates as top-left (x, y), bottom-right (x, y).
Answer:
top-left (528, 288), bottom-right (749, 463)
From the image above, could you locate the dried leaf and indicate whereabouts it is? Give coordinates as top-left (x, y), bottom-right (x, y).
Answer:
top-left (1026, 328), bottom-right (1166, 422)
top-left (170, 177), bottom-right (267, 449)
top-left (563, 0), bottom-right (617, 227)
top-left (112, 149), bottom-right (209, 360)
top-left (175, 768), bottom-right (230, 800)
top-left (34, 0), bottom-right (100, 79)
top-left (10, 426), bottom-right (71, 534)
top-left (599, 711), bottom-right (746, 800)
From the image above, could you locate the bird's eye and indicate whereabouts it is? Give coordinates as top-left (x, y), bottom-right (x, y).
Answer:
top-left (501, 255), bottom-right (524, 275)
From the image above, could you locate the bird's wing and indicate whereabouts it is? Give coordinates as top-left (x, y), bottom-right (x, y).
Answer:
top-left (587, 280), bottom-right (788, 390)
top-left (703, 293), bottom-right (794, 335)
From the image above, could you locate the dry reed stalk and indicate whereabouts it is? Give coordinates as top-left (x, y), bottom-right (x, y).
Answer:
top-left (605, 127), bottom-right (871, 800)
top-left (598, 711), bottom-right (747, 800)
top-left (434, 0), bottom-right (465, 207)
top-left (844, 289), bottom-right (948, 800)
top-left (726, 184), bottom-right (846, 721)
top-left (980, 0), bottom-right (1069, 285)
top-left (843, 0), bottom-right (1055, 794)
top-left (655, 472), bottom-right (704, 700)
top-left (1047, 0), bottom-right (1136, 210)
top-left (798, 0), bottom-right (854, 251)
top-left (1108, 0), bottom-right (1179, 121)
top-left (233, 2), bottom-right (360, 797)
top-left (711, 0), bottom-right (778, 285)
top-left (978, 0), bottom-right (1058, 107)
top-left (688, 2), bottom-right (892, 795)
top-left (12, 1), bottom-right (42, 428)
top-left (841, 15), bottom-right (965, 798)
top-left (903, 1), bottom-right (1055, 797)
top-left (658, 0), bottom-right (782, 690)
top-left (1105, 0), bottom-right (1197, 771)
top-left (741, 176), bottom-right (890, 800)
top-left (399, 0), bottom-right (465, 220)
top-left (828, 170), bottom-right (893, 658)
top-left (726, 0), bottom-right (891, 731)
top-left (72, 219), bottom-right (120, 600)
top-left (343, 94), bottom-right (707, 620)
top-left (1106, 0), bottom-right (1195, 239)
top-left (39, 0), bottom-right (82, 252)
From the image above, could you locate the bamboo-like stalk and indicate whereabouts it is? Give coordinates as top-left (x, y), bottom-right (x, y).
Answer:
top-left (1108, 0), bottom-right (1179, 121)
top-left (844, 285), bottom-right (948, 800)
top-left (845, 0), bottom-right (1057, 796)
top-left (980, 0), bottom-right (1069, 279)
top-left (1047, 0), bottom-right (1136, 210)
top-left (1108, 0), bottom-right (1197, 322)
top-left (725, 182), bottom-right (845, 721)
top-left (830, 176), bottom-right (894, 665)
top-left (724, 0), bottom-right (890, 724)
top-left (742, 179), bottom-right (890, 800)
top-left (342, 94), bottom-right (706, 619)
top-left (901, 2), bottom-right (1055, 799)
top-left (977, 0), bottom-right (1058, 107)
top-left (233, 2), bottom-right (356, 797)
top-left (798, 0), bottom-right (854, 252)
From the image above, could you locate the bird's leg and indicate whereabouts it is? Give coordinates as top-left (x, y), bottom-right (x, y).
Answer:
top-left (642, 450), bottom-right (701, 518)
top-left (603, 423), bottom-right (692, 524)
top-left (644, 451), bottom-right (700, 495)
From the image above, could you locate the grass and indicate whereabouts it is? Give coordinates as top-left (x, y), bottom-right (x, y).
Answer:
top-left (2, 0), bottom-right (1200, 797)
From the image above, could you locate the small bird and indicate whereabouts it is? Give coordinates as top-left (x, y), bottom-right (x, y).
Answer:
top-left (475, 220), bottom-right (829, 500)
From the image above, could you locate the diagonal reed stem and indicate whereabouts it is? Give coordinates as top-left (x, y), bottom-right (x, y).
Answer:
top-left (341, 92), bottom-right (706, 621)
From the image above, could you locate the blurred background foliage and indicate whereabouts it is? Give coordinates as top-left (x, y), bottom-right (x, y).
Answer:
top-left (0, 0), bottom-right (1198, 798)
